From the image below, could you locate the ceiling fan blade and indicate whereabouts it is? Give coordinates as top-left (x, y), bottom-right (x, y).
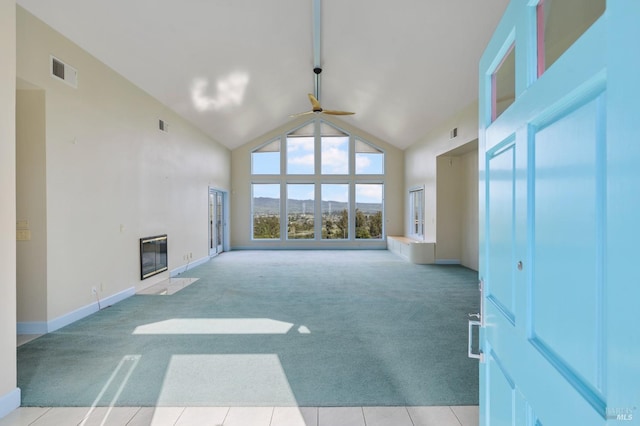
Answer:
top-left (289, 110), bottom-right (315, 118)
top-left (308, 93), bottom-right (322, 111)
top-left (322, 109), bottom-right (355, 116)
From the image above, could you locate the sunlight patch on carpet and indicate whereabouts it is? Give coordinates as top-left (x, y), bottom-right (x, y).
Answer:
top-left (156, 354), bottom-right (298, 406)
top-left (132, 318), bottom-right (311, 335)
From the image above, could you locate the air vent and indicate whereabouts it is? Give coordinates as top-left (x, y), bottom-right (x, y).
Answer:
top-left (449, 127), bottom-right (458, 139)
top-left (50, 55), bottom-right (77, 88)
top-left (159, 119), bottom-right (169, 132)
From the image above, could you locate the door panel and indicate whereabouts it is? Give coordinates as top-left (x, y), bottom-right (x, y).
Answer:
top-left (486, 139), bottom-right (517, 324)
top-left (487, 350), bottom-right (516, 426)
top-left (530, 91), bottom-right (606, 395)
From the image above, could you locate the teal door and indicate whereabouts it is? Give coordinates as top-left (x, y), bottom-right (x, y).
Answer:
top-left (478, 1), bottom-right (640, 424)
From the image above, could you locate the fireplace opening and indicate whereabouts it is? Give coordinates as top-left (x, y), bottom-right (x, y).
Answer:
top-left (140, 234), bottom-right (168, 280)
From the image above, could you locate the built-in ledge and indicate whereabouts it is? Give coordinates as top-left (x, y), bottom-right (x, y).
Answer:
top-left (387, 236), bottom-right (435, 264)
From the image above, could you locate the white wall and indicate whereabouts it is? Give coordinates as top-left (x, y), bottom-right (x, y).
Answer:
top-left (230, 116), bottom-right (404, 249)
top-left (16, 7), bottom-right (231, 327)
top-left (405, 101), bottom-right (479, 268)
top-left (0, 0), bottom-right (19, 418)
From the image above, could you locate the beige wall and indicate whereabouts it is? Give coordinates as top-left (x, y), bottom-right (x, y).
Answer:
top-left (16, 87), bottom-right (48, 323)
top-left (0, 0), bottom-right (18, 416)
top-left (230, 116), bottom-right (404, 248)
top-left (405, 101), bottom-right (479, 268)
top-left (435, 145), bottom-right (479, 269)
top-left (461, 149), bottom-right (479, 270)
top-left (436, 155), bottom-right (463, 261)
top-left (16, 7), bottom-right (230, 324)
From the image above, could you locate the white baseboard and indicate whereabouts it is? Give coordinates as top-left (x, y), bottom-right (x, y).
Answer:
top-left (16, 322), bottom-right (47, 335)
top-left (0, 388), bottom-right (20, 419)
top-left (170, 256), bottom-right (209, 277)
top-left (435, 259), bottom-right (461, 265)
top-left (17, 287), bottom-right (135, 334)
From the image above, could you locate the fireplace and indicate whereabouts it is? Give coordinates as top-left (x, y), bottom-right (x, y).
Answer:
top-left (140, 235), bottom-right (168, 279)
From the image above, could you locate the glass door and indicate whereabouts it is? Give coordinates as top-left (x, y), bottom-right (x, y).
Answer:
top-left (209, 188), bottom-right (225, 256)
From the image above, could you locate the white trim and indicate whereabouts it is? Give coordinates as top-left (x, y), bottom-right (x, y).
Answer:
top-left (435, 259), bottom-right (461, 265)
top-left (170, 256), bottom-right (209, 277)
top-left (17, 287), bottom-right (135, 334)
top-left (0, 388), bottom-right (20, 419)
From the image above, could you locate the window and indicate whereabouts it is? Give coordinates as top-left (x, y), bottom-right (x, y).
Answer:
top-left (355, 184), bottom-right (383, 239)
top-left (287, 184), bottom-right (315, 239)
top-left (252, 184), bottom-right (280, 239)
top-left (321, 184), bottom-right (349, 239)
top-left (252, 139), bottom-right (280, 174)
top-left (251, 118), bottom-right (385, 242)
top-left (321, 129), bottom-right (349, 175)
top-left (355, 139), bottom-right (384, 174)
top-left (287, 122), bottom-right (315, 175)
top-left (409, 188), bottom-right (424, 238)
top-left (492, 43), bottom-right (516, 121)
top-left (536, 0), bottom-right (605, 76)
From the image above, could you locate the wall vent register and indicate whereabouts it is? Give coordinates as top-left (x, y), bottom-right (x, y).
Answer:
top-left (50, 55), bottom-right (78, 88)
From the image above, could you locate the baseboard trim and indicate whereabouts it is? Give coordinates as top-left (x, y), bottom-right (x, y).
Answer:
top-left (435, 259), bottom-right (462, 265)
top-left (0, 388), bottom-right (20, 419)
top-left (17, 287), bottom-right (135, 334)
top-left (16, 321), bottom-right (47, 335)
top-left (170, 256), bottom-right (209, 277)
top-left (231, 245), bottom-right (388, 251)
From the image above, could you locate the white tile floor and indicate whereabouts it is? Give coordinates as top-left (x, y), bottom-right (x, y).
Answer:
top-left (0, 405), bottom-right (478, 426)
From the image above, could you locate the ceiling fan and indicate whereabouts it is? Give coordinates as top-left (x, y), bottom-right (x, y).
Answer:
top-left (290, 68), bottom-right (355, 117)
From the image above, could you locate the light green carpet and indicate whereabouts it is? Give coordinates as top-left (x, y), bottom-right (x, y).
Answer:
top-left (18, 250), bottom-right (479, 407)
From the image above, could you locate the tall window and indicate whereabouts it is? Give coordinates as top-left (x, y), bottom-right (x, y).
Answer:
top-left (251, 118), bottom-right (385, 242)
top-left (409, 187), bottom-right (424, 238)
top-left (355, 184), bottom-right (383, 239)
top-left (252, 184), bottom-right (280, 239)
top-left (287, 184), bottom-right (315, 239)
top-left (321, 184), bottom-right (349, 239)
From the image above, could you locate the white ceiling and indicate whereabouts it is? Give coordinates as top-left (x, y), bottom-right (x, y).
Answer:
top-left (16, 0), bottom-right (509, 150)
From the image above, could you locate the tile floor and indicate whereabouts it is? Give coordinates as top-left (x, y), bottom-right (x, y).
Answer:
top-left (0, 405), bottom-right (478, 426)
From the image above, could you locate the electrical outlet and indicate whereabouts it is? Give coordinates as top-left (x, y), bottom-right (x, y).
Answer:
top-left (91, 286), bottom-right (97, 295)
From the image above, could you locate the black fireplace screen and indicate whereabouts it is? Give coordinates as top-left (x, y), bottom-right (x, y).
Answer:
top-left (140, 235), bottom-right (168, 279)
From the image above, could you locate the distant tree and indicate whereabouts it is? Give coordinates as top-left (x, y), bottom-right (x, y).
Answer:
top-left (254, 215), bottom-right (280, 238)
top-left (336, 209), bottom-right (349, 239)
top-left (370, 211), bottom-right (383, 238)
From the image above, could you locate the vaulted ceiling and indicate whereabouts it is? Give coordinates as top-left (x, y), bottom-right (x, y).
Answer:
top-left (16, 0), bottom-right (509, 150)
